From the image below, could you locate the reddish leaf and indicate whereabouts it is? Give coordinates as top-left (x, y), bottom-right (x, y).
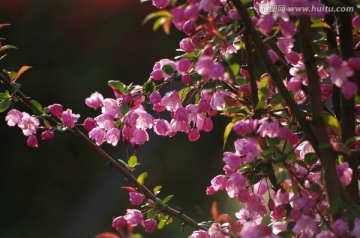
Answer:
top-left (121, 186), bottom-right (137, 192)
top-left (13, 65), bottom-right (32, 82)
top-left (211, 201), bottom-right (219, 220)
top-left (95, 232), bottom-right (120, 238)
top-left (0, 24), bottom-right (10, 29)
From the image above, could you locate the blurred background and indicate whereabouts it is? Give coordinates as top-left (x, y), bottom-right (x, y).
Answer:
top-left (0, 0), bottom-right (232, 237)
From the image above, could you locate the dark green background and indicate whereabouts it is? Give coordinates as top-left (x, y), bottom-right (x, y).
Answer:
top-left (0, 1), bottom-right (230, 237)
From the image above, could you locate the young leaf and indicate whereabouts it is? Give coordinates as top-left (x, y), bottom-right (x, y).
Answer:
top-left (143, 80), bottom-right (156, 94)
top-left (0, 98), bottom-right (11, 112)
top-left (108, 80), bottom-right (126, 94)
top-left (153, 185), bottom-right (162, 195)
top-left (13, 65), bottom-right (32, 82)
top-left (0, 45), bottom-right (17, 53)
top-left (321, 113), bottom-right (341, 137)
top-left (223, 122), bottom-right (234, 149)
top-left (30, 100), bottom-right (43, 113)
top-left (127, 155), bottom-right (138, 168)
top-left (142, 10), bottom-right (172, 25)
top-left (161, 64), bottom-right (174, 75)
top-left (157, 220), bottom-right (166, 230)
top-left (162, 195), bottom-right (174, 205)
top-left (137, 172), bottom-right (148, 185)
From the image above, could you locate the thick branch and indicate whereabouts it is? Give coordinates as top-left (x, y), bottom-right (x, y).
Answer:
top-left (338, 12), bottom-right (360, 204)
top-left (230, 1), bottom-right (319, 154)
top-left (298, 16), bottom-right (349, 216)
top-left (0, 73), bottom-right (206, 231)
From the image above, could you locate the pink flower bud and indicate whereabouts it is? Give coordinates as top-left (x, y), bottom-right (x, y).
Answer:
top-left (182, 20), bottom-right (196, 35)
top-left (279, 20), bottom-right (295, 37)
top-left (112, 216), bottom-right (126, 230)
top-left (61, 109), bottom-right (80, 128)
top-left (276, 189), bottom-right (289, 204)
top-left (27, 135), bottom-right (39, 148)
top-left (285, 51), bottom-right (300, 65)
top-left (179, 38), bottom-right (195, 52)
top-left (41, 130), bottom-right (54, 140)
top-left (85, 92), bottom-right (104, 109)
top-left (5, 109), bottom-right (23, 126)
top-left (267, 199), bottom-right (275, 211)
top-left (124, 209), bottom-right (144, 227)
top-left (267, 50), bottom-right (279, 63)
top-left (257, 14), bottom-right (275, 35)
top-left (149, 91), bottom-right (162, 104)
top-left (48, 104), bottom-right (63, 117)
top-left (185, 5), bottom-right (199, 22)
top-left (332, 219), bottom-right (348, 236)
top-left (188, 128), bottom-right (200, 141)
top-left (89, 127), bottom-right (106, 146)
top-left (152, 0), bottom-right (169, 9)
top-left (176, 58), bottom-right (192, 73)
top-left (181, 74), bottom-right (191, 84)
top-left (142, 219), bottom-right (157, 233)
top-left (129, 192), bottom-right (145, 205)
top-left (83, 117), bottom-right (97, 131)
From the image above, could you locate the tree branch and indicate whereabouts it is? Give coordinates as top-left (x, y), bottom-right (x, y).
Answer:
top-left (0, 73), bottom-right (207, 231)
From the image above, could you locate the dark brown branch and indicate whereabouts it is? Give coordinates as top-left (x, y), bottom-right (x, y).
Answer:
top-left (298, 16), bottom-right (351, 218)
top-left (0, 73), bottom-right (206, 231)
top-left (338, 12), bottom-right (360, 204)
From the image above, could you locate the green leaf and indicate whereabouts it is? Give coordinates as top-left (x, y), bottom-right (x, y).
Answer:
top-left (153, 17), bottom-right (167, 31)
top-left (0, 98), bottom-right (11, 112)
top-left (142, 10), bottom-right (172, 25)
top-left (3, 70), bottom-right (17, 81)
top-left (162, 195), bottom-right (174, 205)
top-left (161, 64), bottom-right (174, 75)
top-left (235, 76), bottom-right (247, 85)
top-left (153, 185), bottom-right (162, 195)
top-left (30, 100), bottom-right (43, 113)
top-left (174, 51), bottom-right (197, 60)
top-left (127, 155), bottom-right (138, 168)
top-left (0, 90), bottom-right (10, 100)
top-left (311, 21), bottom-right (331, 29)
top-left (157, 220), bottom-right (166, 230)
top-left (256, 75), bottom-right (270, 109)
top-left (108, 80), bottom-right (126, 93)
top-left (309, 183), bottom-right (321, 192)
top-left (143, 80), bottom-right (156, 95)
top-left (0, 45), bottom-right (17, 53)
top-left (223, 122), bottom-right (234, 149)
top-left (321, 113), bottom-right (341, 137)
top-left (304, 153), bottom-right (318, 165)
top-left (137, 172), bottom-right (148, 185)
top-left (277, 171), bottom-right (287, 184)
top-left (230, 64), bottom-right (240, 77)
top-left (120, 104), bottom-right (129, 116)
top-left (178, 87), bottom-right (190, 101)
top-left (147, 210), bottom-right (157, 220)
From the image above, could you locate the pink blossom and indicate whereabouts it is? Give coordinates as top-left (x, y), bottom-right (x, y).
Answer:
top-left (272, 221), bottom-right (287, 235)
top-left (48, 104), bottom-right (63, 117)
top-left (129, 192), bottom-right (145, 205)
top-left (176, 58), bottom-right (192, 73)
top-left (254, 180), bottom-right (268, 195)
top-left (198, 98), bottom-right (211, 113)
top-left (292, 215), bottom-right (318, 237)
top-left (279, 20), bottom-right (295, 37)
top-left (320, 83), bottom-right (333, 101)
top-left (198, 0), bottom-right (222, 13)
top-left (223, 152), bottom-right (242, 173)
top-left (161, 90), bottom-right (182, 111)
top-left (83, 117), bottom-right (97, 132)
top-left (296, 141), bottom-right (314, 159)
top-left (174, 107), bottom-right (189, 122)
top-left (182, 20), bottom-right (196, 35)
top-left (210, 91), bottom-right (226, 111)
top-left (85, 92), bottom-right (104, 109)
top-left (182, 74), bottom-right (191, 84)
top-left (246, 194), bottom-right (267, 216)
top-left (41, 130), bottom-right (54, 140)
top-left (5, 109), bottom-right (23, 126)
top-left (277, 37), bottom-right (294, 54)
top-left (258, 119), bottom-right (280, 138)
top-left (122, 125), bottom-right (135, 141)
top-left (267, 49), bottom-right (279, 63)
top-left (329, 54), bottom-right (354, 87)
top-left (342, 81), bottom-right (358, 100)
top-left (123, 209), bottom-right (144, 227)
top-left (185, 5), bottom-right (199, 22)
top-left (336, 162), bottom-right (353, 186)
top-left (170, 7), bottom-right (186, 30)
top-left (275, 189), bottom-right (289, 204)
top-left (152, 0), bottom-right (169, 9)
top-left (101, 98), bottom-right (120, 118)
top-left (348, 57), bottom-right (360, 71)
top-left (237, 188), bottom-right (250, 202)
top-left (95, 114), bottom-right (115, 130)
top-left (142, 219), bottom-right (157, 233)
top-left (270, 205), bottom-right (286, 220)
top-left (208, 222), bottom-right (229, 238)
top-left (234, 138), bottom-right (261, 163)
top-left (257, 14), bottom-right (275, 35)
top-left (206, 175), bottom-right (226, 195)
top-left (188, 230), bottom-right (209, 238)
top-left (226, 172), bottom-right (247, 198)
top-left (308, 1), bottom-right (326, 18)
top-left (239, 223), bottom-right (262, 238)
top-left (89, 127), bottom-right (106, 146)
top-left (18, 113), bottom-right (40, 136)
top-left (106, 128), bottom-right (120, 146)
top-left (332, 218), bottom-right (348, 236)
top-left (235, 208), bottom-right (263, 225)
top-left (125, 108), bottom-right (154, 130)
top-left (179, 38), bottom-right (195, 52)
top-left (149, 91), bottom-right (162, 104)
top-left (27, 135), bottom-right (39, 148)
top-left (61, 109), bottom-right (80, 128)
top-left (353, 15), bottom-right (360, 28)
top-left (170, 119), bottom-right (190, 133)
top-left (285, 51), bottom-right (300, 65)
top-left (112, 216), bottom-right (126, 230)
top-left (195, 57), bottom-right (224, 80)
top-left (316, 231), bottom-right (335, 238)
top-left (233, 119), bottom-right (258, 136)
top-left (278, 126), bottom-right (292, 141)
top-left (131, 129), bottom-right (149, 145)
top-left (350, 218), bottom-right (360, 238)
top-left (188, 128), bottom-right (200, 141)
top-left (197, 116), bottom-right (213, 132)
top-left (153, 119), bottom-right (172, 136)
top-left (240, 68), bottom-right (249, 78)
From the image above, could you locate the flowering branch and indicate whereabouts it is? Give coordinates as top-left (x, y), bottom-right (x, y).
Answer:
top-left (0, 72), bottom-right (206, 231)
